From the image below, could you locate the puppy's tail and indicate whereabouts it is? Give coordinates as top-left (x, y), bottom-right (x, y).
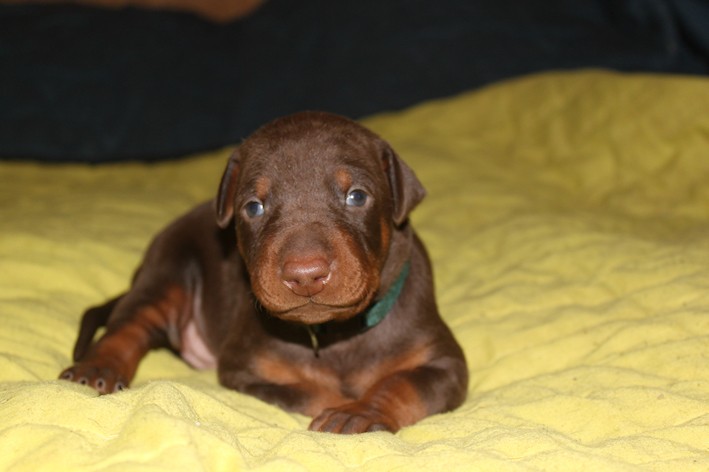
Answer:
top-left (72, 295), bottom-right (122, 361)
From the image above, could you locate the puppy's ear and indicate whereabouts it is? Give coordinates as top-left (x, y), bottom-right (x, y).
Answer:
top-left (381, 141), bottom-right (426, 226)
top-left (216, 148), bottom-right (241, 228)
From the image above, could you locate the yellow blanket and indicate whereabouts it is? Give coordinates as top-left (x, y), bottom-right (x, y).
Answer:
top-left (1, 71), bottom-right (707, 471)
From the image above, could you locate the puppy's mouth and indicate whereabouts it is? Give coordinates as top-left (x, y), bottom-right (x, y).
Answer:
top-left (262, 297), bottom-right (374, 325)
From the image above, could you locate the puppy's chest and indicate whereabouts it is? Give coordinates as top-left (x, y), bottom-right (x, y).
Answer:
top-left (251, 341), bottom-right (431, 401)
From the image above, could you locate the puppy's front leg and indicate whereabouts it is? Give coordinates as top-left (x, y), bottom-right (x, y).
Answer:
top-left (218, 359), bottom-right (349, 417)
top-left (309, 355), bottom-right (468, 434)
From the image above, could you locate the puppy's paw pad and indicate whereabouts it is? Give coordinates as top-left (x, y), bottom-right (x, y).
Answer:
top-left (309, 403), bottom-right (397, 434)
top-left (58, 363), bottom-right (128, 395)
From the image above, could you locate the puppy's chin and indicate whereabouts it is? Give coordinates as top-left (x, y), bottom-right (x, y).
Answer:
top-left (265, 299), bottom-right (372, 325)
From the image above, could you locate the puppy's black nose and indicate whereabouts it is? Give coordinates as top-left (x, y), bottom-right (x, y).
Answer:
top-left (281, 257), bottom-right (330, 297)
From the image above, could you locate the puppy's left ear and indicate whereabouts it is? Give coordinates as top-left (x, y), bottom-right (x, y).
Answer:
top-left (215, 148), bottom-right (241, 228)
top-left (381, 141), bottom-right (426, 226)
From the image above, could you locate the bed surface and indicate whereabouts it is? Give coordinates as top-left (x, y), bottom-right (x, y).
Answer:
top-left (1, 70), bottom-right (708, 470)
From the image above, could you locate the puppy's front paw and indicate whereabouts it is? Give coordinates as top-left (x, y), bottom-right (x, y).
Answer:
top-left (309, 402), bottom-right (398, 434)
top-left (59, 362), bottom-right (128, 394)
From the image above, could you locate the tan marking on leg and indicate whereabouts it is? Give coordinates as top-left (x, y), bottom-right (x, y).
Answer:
top-left (252, 352), bottom-right (351, 416)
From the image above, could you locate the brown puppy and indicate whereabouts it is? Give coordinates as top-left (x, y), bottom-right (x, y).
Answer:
top-left (59, 111), bottom-right (468, 434)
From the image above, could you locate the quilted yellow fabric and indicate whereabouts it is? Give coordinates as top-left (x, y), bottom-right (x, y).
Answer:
top-left (1, 70), bottom-right (708, 471)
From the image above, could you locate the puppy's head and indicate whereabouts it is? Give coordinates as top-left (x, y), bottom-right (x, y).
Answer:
top-left (216, 111), bottom-right (425, 324)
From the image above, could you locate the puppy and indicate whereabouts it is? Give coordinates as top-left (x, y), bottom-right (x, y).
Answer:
top-left (60, 111), bottom-right (468, 433)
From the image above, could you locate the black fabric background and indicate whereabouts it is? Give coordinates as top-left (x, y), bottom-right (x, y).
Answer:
top-left (2, 0), bottom-right (708, 162)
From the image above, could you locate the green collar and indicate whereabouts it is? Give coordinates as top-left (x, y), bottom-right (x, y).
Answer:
top-left (362, 260), bottom-right (410, 329)
top-left (306, 260), bottom-right (410, 356)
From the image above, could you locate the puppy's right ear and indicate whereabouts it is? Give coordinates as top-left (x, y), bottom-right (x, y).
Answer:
top-left (381, 142), bottom-right (426, 226)
top-left (216, 149), bottom-right (241, 228)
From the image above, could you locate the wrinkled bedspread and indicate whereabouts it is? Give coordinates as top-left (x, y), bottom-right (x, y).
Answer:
top-left (1, 70), bottom-right (707, 470)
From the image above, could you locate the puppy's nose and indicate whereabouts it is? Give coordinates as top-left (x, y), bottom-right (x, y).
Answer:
top-left (281, 257), bottom-right (330, 297)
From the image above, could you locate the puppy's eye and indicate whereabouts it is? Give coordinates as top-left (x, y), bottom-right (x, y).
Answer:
top-left (345, 189), bottom-right (368, 207)
top-left (244, 199), bottom-right (265, 218)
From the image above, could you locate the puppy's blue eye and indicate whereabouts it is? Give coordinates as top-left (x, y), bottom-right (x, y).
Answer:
top-left (244, 200), bottom-right (264, 217)
top-left (346, 189), bottom-right (368, 207)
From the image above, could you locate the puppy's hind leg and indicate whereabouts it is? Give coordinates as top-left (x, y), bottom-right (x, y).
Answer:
top-left (71, 294), bottom-right (123, 362)
top-left (59, 284), bottom-right (192, 394)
